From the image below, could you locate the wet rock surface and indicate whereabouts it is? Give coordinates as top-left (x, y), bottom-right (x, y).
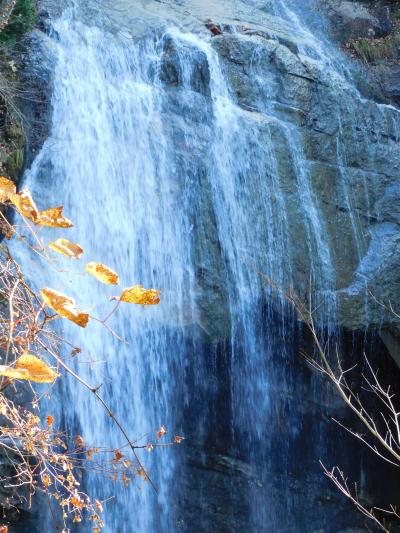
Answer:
top-left (124, 1), bottom-right (400, 338)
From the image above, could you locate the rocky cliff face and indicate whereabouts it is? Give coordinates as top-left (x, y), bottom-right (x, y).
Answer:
top-left (26, 0), bottom-right (400, 353)
top-left (129, 0), bottom-right (400, 346)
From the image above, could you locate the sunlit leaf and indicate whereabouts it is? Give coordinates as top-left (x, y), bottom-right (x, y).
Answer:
top-left (0, 176), bottom-right (16, 202)
top-left (38, 206), bottom-right (73, 228)
top-left (49, 238), bottom-right (83, 259)
top-left (86, 262), bottom-right (119, 285)
top-left (0, 354), bottom-right (59, 383)
top-left (116, 285), bottom-right (160, 305)
top-left (46, 415), bottom-right (54, 426)
top-left (40, 287), bottom-right (89, 328)
top-left (9, 188), bottom-right (39, 222)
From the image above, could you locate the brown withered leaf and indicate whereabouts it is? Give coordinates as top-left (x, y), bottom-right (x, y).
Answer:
top-left (137, 468), bottom-right (148, 481)
top-left (38, 206), bottom-right (73, 228)
top-left (156, 425), bottom-right (167, 439)
top-left (49, 238), bottom-right (83, 259)
top-left (174, 435), bottom-right (184, 444)
top-left (1, 223), bottom-right (14, 240)
top-left (42, 474), bottom-right (52, 488)
top-left (76, 435), bottom-right (85, 448)
top-left (9, 188), bottom-right (39, 222)
top-left (0, 354), bottom-right (59, 383)
top-left (116, 285), bottom-right (160, 305)
top-left (0, 176), bottom-right (16, 202)
top-left (86, 449), bottom-right (94, 460)
top-left (46, 415), bottom-right (54, 426)
top-left (40, 288), bottom-right (89, 328)
top-left (86, 262), bottom-right (119, 285)
top-left (112, 450), bottom-right (123, 462)
top-left (95, 499), bottom-right (103, 513)
top-left (70, 496), bottom-right (84, 510)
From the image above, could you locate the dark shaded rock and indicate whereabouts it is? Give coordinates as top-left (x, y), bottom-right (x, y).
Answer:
top-left (321, 0), bottom-right (393, 43)
top-left (160, 37), bottom-right (211, 97)
top-left (371, 61), bottom-right (400, 105)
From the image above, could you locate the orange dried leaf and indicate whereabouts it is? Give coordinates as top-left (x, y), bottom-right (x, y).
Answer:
top-left (146, 444), bottom-right (154, 452)
top-left (116, 285), bottom-right (160, 305)
top-left (40, 288), bottom-right (89, 328)
top-left (156, 425), bottom-right (167, 439)
top-left (38, 206), bottom-right (73, 228)
top-left (0, 354), bottom-right (59, 383)
top-left (9, 188), bottom-right (39, 222)
top-left (70, 496), bottom-right (84, 510)
top-left (137, 468), bottom-right (148, 480)
top-left (86, 262), bottom-right (119, 285)
top-left (49, 239), bottom-right (83, 259)
top-left (174, 435), bottom-right (184, 444)
top-left (0, 176), bottom-right (16, 202)
top-left (112, 450), bottom-right (123, 462)
top-left (42, 474), bottom-right (52, 488)
top-left (46, 415), bottom-right (54, 426)
top-left (2, 226), bottom-right (14, 240)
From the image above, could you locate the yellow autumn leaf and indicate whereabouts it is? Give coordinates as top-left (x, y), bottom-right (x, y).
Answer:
top-left (9, 188), bottom-right (40, 222)
top-left (37, 206), bottom-right (73, 228)
top-left (40, 287), bottom-right (89, 328)
top-left (49, 239), bottom-right (83, 259)
top-left (85, 262), bottom-right (119, 285)
top-left (0, 354), bottom-right (59, 383)
top-left (0, 176), bottom-right (16, 202)
top-left (116, 285), bottom-right (160, 305)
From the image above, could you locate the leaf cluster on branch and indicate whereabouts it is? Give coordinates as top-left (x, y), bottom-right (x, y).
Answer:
top-left (0, 176), bottom-right (182, 531)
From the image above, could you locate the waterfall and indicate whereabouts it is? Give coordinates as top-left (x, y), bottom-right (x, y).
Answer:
top-left (13, 0), bottom-right (398, 531)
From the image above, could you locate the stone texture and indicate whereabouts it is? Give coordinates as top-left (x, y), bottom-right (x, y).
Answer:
top-left (128, 2), bottom-right (400, 339)
top-left (320, 0), bottom-right (392, 42)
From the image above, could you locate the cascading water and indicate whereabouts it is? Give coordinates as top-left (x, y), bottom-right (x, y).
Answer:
top-left (13, 0), bottom-right (400, 531)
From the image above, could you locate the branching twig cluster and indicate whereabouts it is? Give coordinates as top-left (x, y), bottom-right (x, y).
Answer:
top-left (0, 198), bottom-right (182, 531)
top-left (275, 283), bottom-right (400, 532)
